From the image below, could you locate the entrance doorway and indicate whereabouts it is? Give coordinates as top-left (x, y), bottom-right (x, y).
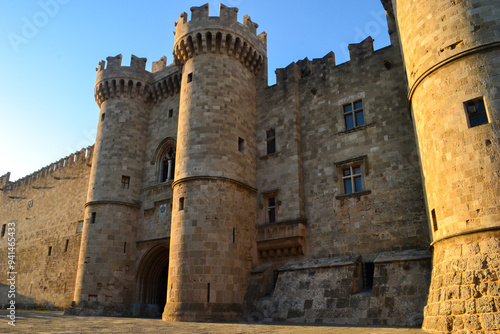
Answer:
top-left (136, 243), bottom-right (169, 317)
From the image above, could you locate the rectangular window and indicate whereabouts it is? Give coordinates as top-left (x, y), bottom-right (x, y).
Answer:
top-left (268, 197), bottom-right (276, 223)
top-left (238, 137), bottom-right (245, 153)
top-left (342, 166), bottom-right (363, 194)
top-left (77, 220), bottom-right (84, 232)
top-left (121, 175), bottom-right (130, 189)
top-left (168, 109), bottom-right (173, 118)
top-left (123, 242), bottom-right (127, 254)
top-left (344, 100), bottom-right (365, 130)
top-left (1, 224), bottom-right (6, 237)
top-left (232, 228), bottom-right (236, 244)
top-left (431, 209), bottom-right (438, 232)
top-left (64, 239), bottom-right (69, 252)
top-left (101, 113), bottom-right (105, 122)
top-left (187, 73), bottom-right (193, 83)
top-left (465, 97), bottom-right (488, 128)
top-left (90, 212), bottom-right (96, 224)
top-left (48, 246), bottom-right (52, 256)
top-left (266, 128), bottom-right (276, 155)
top-left (179, 197), bottom-right (184, 211)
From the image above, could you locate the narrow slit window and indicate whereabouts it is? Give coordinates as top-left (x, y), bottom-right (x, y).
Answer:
top-left (268, 197), bottom-right (276, 223)
top-left (91, 212), bottom-right (96, 224)
top-left (1, 224), bottom-right (6, 237)
top-left (121, 175), bottom-right (130, 189)
top-left (101, 113), bottom-right (105, 122)
top-left (48, 246), bottom-right (52, 256)
top-left (465, 97), bottom-right (488, 128)
top-left (179, 197), bottom-right (184, 211)
top-left (266, 128), bottom-right (276, 155)
top-left (187, 73), bottom-right (193, 83)
top-left (362, 262), bottom-right (375, 291)
top-left (168, 109), bottom-right (173, 118)
top-left (431, 209), bottom-right (438, 232)
top-left (64, 239), bottom-right (69, 252)
top-left (207, 283), bottom-right (210, 303)
top-left (238, 137), bottom-right (245, 153)
top-left (232, 228), bottom-right (236, 244)
top-left (123, 242), bottom-right (127, 254)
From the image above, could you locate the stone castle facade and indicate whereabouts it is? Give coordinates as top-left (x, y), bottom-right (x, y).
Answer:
top-left (1, 1), bottom-right (499, 332)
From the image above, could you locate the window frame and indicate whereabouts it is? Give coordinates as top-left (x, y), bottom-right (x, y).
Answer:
top-left (343, 100), bottom-right (365, 130)
top-left (334, 155), bottom-right (370, 199)
top-left (121, 175), bottom-right (130, 189)
top-left (265, 128), bottom-right (276, 155)
top-left (261, 189), bottom-right (279, 224)
top-left (464, 97), bottom-right (488, 128)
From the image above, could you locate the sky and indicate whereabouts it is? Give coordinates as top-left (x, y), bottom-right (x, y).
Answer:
top-left (0, 0), bottom-right (390, 181)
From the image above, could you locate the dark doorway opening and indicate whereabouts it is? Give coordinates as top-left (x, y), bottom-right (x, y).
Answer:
top-left (136, 243), bottom-right (169, 317)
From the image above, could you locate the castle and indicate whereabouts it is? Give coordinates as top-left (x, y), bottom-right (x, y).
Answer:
top-left (1, 1), bottom-right (499, 332)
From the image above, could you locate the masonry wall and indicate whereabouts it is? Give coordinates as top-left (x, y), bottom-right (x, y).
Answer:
top-left (0, 148), bottom-right (92, 309)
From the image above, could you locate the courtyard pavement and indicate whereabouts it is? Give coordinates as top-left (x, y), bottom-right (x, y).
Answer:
top-left (0, 310), bottom-right (428, 334)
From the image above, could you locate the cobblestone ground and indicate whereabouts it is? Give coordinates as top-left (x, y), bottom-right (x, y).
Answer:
top-left (0, 311), bottom-right (428, 334)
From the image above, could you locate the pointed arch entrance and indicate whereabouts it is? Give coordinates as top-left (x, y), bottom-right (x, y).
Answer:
top-left (136, 242), bottom-right (170, 317)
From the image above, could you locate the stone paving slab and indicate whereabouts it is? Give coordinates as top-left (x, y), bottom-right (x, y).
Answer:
top-left (0, 311), bottom-right (428, 334)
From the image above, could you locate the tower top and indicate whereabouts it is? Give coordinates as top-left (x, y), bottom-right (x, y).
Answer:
top-left (173, 3), bottom-right (267, 74)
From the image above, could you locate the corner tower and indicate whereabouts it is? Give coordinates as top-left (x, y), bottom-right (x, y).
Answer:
top-left (163, 4), bottom-right (267, 321)
top-left (383, 0), bottom-right (500, 332)
top-left (72, 55), bottom-right (153, 314)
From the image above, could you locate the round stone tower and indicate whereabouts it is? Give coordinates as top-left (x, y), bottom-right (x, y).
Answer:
top-left (73, 54), bottom-right (153, 314)
top-left (385, 0), bottom-right (500, 332)
top-left (162, 4), bottom-right (266, 321)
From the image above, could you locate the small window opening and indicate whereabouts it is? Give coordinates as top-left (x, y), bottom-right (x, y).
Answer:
top-left (465, 97), bottom-right (488, 128)
top-left (90, 212), bottom-right (96, 224)
top-left (121, 175), bottom-right (130, 189)
top-left (123, 242), bottom-right (127, 254)
top-left (1, 224), bottom-right (6, 237)
top-left (64, 239), bottom-right (69, 252)
top-left (342, 166), bottom-right (363, 194)
top-left (344, 100), bottom-right (365, 130)
top-left (101, 113), bottom-right (105, 122)
top-left (268, 197), bottom-right (276, 223)
top-left (362, 262), bottom-right (374, 291)
top-left (266, 129), bottom-right (276, 155)
top-left (187, 73), bottom-right (193, 83)
top-left (431, 209), bottom-right (438, 232)
top-left (168, 109), bottom-right (173, 118)
top-left (238, 137), bottom-right (245, 153)
top-left (77, 220), bottom-right (84, 232)
top-left (207, 283), bottom-right (210, 303)
top-left (48, 246), bottom-right (52, 256)
top-left (232, 228), bottom-right (236, 244)
top-left (179, 197), bottom-right (184, 211)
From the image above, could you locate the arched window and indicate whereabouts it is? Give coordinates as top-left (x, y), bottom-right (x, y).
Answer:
top-left (159, 147), bottom-right (175, 183)
top-left (151, 137), bottom-right (177, 184)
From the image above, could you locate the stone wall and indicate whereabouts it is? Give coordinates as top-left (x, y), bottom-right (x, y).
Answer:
top-left (247, 251), bottom-right (431, 326)
top-left (0, 148), bottom-right (92, 309)
top-left (423, 231), bottom-right (500, 333)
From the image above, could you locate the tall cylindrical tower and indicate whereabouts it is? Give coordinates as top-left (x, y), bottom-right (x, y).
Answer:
top-left (163, 4), bottom-right (266, 321)
top-left (73, 54), bottom-right (152, 314)
top-left (385, 0), bottom-right (500, 332)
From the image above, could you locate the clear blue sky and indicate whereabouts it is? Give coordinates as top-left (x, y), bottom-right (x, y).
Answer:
top-left (0, 0), bottom-right (390, 181)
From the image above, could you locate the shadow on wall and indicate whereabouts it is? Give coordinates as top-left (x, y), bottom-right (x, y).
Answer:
top-left (0, 283), bottom-right (59, 310)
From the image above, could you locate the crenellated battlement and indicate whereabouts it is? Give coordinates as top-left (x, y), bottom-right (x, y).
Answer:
top-left (173, 3), bottom-right (267, 75)
top-left (2, 146), bottom-right (93, 192)
top-left (94, 54), bottom-right (181, 107)
top-left (273, 36), bottom-right (389, 87)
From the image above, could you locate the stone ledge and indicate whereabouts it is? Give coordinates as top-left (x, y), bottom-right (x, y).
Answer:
top-left (279, 255), bottom-right (360, 272)
top-left (374, 249), bottom-right (432, 263)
